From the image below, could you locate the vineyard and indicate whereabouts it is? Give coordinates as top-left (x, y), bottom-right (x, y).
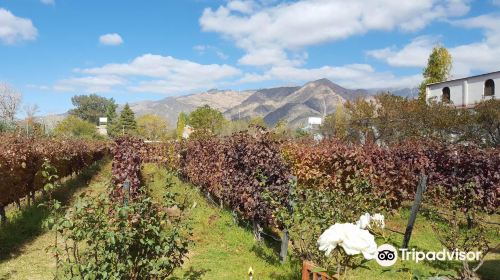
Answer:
top-left (141, 129), bottom-right (500, 278)
top-left (143, 130), bottom-right (499, 223)
top-left (0, 134), bottom-right (107, 222)
top-left (0, 132), bottom-right (499, 279)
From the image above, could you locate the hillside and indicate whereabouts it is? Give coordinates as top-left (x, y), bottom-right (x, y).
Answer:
top-left (124, 79), bottom-right (414, 127)
top-left (127, 89), bottom-right (253, 126)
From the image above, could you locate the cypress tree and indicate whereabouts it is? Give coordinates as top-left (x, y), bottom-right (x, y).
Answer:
top-left (119, 103), bottom-right (137, 135)
top-left (176, 112), bottom-right (188, 139)
top-left (106, 99), bottom-right (119, 137)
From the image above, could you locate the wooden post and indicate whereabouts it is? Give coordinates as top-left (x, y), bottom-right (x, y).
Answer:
top-left (253, 219), bottom-right (262, 241)
top-left (280, 228), bottom-right (289, 263)
top-left (0, 203), bottom-right (6, 225)
top-left (402, 173), bottom-right (427, 248)
top-left (30, 191), bottom-right (35, 206)
top-left (281, 176), bottom-right (296, 263)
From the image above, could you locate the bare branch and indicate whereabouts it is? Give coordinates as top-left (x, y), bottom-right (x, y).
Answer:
top-left (0, 83), bottom-right (22, 122)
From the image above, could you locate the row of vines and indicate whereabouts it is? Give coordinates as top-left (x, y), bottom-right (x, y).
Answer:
top-left (144, 129), bottom-right (293, 230)
top-left (0, 134), bottom-right (107, 214)
top-left (285, 139), bottom-right (499, 213)
top-left (144, 131), bottom-right (499, 227)
top-left (141, 129), bottom-right (499, 276)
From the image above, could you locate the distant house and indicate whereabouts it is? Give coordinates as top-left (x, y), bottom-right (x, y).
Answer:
top-left (426, 70), bottom-right (498, 107)
top-left (182, 125), bottom-right (194, 139)
top-left (97, 117), bottom-right (108, 136)
top-left (303, 117), bottom-right (323, 141)
top-left (304, 117), bottom-right (322, 130)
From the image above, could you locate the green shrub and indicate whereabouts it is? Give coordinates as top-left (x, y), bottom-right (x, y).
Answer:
top-left (280, 178), bottom-right (386, 276)
top-left (46, 190), bottom-right (191, 280)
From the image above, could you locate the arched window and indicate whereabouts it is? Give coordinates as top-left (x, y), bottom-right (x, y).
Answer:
top-left (484, 79), bottom-right (495, 96)
top-left (442, 87), bottom-right (451, 102)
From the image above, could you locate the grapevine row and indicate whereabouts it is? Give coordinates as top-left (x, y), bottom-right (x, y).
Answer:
top-left (144, 130), bottom-right (292, 228)
top-left (143, 134), bottom-right (499, 226)
top-left (284, 139), bottom-right (499, 213)
top-left (110, 136), bottom-right (145, 202)
top-left (0, 134), bottom-right (108, 208)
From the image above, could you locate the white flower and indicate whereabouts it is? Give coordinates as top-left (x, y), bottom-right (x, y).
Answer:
top-left (371, 213), bottom-right (385, 229)
top-left (317, 223), bottom-right (378, 260)
top-left (356, 213), bottom-right (372, 229)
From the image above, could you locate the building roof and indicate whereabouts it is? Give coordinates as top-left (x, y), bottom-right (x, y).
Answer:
top-left (426, 70), bottom-right (500, 87)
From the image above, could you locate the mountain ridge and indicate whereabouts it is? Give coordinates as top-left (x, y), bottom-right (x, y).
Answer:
top-left (123, 79), bottom-right (416, 128)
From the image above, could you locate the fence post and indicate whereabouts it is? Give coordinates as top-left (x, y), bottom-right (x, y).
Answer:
top-left (122, 179), bottom-right (130, 206)
top-left (281, 175), bottom-right (296, 263)
top-left (253, 219), bottom-right (262, 241)
top-left (280, 228), bottom-right (289, 263)
top-left (0, 203), bottom-right (6, 225)
top-left (402, 173), bottom-right (427, 249)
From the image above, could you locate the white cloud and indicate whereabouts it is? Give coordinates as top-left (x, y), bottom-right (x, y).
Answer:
top-left (492, 0), bottom-right (500, 7)
top-left (367, 36), bottom-right (440, 67)
top-left (40, 0), bottom-right (55, 5)
top-left (239, 64), bottom-right (422, 89)
top-left (193, 44), bottom-right (229, 60)
top-left (80, 54), bottom-right (240, 79)
top-left (26, 84), bottom-right (50, 90)
top-left (200, 0), bottom-right (470, 66)
top-left (227, 0), bottom-right (256, 14)
top-left (449, 14), bottom-right (500, 76)
top-left (55, 54), bottom-right (241, 94)
top-left (0, 8), bottom-right (38, 44)
top-left (238, 47), bottom-right (294, 66)
top-left (193, 45), bottom-right (207, 53)
top-left (367, 14), bottom-right (500, 77)
top-left (54, 75), bottom-right (126, 93)
top-left (99, 33), bottom-right (123, 46)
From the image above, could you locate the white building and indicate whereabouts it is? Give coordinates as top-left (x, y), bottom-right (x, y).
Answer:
top-left (182, 125), bottom-right (194, 139)
top-left (97, 117), bottom-right (108, 136)
top-left (303, 117), bottom-right (323, 141)
top-left (426, 71), bottom-right (498, 107)
top-left (304, 117), bottom-right (322, 130)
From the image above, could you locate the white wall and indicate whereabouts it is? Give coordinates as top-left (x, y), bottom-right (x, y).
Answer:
top-left (427, 80), bottom-right (464, 106)
top-left (426, 72), bottom-right (499, 107)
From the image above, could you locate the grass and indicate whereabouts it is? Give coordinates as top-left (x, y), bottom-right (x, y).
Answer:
top-left (143, 164), bottom-right (500, 280)
top-left (0, 162), bottom-right (498, 279)
top-left (0, 159), bottom-right (111, 280)
top-left (142, 164), bottom-right (300, 280)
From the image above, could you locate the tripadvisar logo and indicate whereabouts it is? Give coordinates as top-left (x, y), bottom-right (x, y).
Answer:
top-left (375, 244), bottom-right (482, 267)
top-left (376, 244), bottom-right (398, 267)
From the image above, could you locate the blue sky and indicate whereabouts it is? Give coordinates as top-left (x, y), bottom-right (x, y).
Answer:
top-left (0, 0), bottom-right (499, 115)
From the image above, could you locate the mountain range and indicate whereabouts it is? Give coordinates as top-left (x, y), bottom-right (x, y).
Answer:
top-left (126, 78), bottom-right (416, 127)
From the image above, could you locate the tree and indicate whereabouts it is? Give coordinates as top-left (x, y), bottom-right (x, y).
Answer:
top-left (474, 99), bottom-right (500, 147)
top-left (419, 46), bottom-right (453, 101)
top-left (0, 83), bottom-right (22, 123)
top-left (322, 105), bottom-right (350, 140)
top-left (345, 97), bottom-right (377, 143)
top-left (118, 103), bottom-right (137, 135)
top-left (106, 98), bottom-right (120, 137)
top-left (69, 94), bottom-right (116, 124)
top-left (176, 112), bottom-right (188, 139)
top-left (22, 103), bottom-right (41, 136)
top-left (136, 114), bottom-right (169, 141)
top-left (188, 105), bottom-right (225, 135)
top-left (248, 116), bottom-right (266, 128)
top-left (53, 115), bottom-right (99, 139)
top-left (272, 119), bottom-right (291, 139)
